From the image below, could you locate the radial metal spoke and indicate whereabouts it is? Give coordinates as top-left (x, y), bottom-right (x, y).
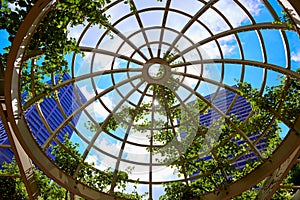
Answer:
top-left (172, 58), bottom-right (300, 80)
top-left (109, 84), bottom-right (151, 193)
top-left (23, 68), bottom-right (142, 110)
top-left (167, 23), bottom-right (288, 64)
top-left (41, 74), bottom-right (143, 150)
top-left (163, 0), bottom-right (219, 60)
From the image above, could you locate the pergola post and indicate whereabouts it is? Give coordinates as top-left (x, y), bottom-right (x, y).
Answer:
top-left (0, 72), bottom-right (39, 199)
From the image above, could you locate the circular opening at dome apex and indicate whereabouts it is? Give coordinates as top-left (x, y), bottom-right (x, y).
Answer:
top-left (148, 63), bottom-right (165, 80)
top-left (142, 58), bottom-right (171, 84)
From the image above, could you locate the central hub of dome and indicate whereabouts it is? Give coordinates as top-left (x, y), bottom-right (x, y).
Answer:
top-left (148, 63), bottom-right (165, 80)
top-left (142, 58), bottom-right (171, 84)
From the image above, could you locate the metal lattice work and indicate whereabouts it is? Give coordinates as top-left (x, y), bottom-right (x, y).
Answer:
top-left (5, 0), bottom-right (300, 199)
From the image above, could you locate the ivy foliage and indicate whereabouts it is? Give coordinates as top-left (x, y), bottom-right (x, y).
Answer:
top-left (51, 134), bottom-right (146, 199)
top-left (0, 136), bottom-right (146, 199)
top-left (272, 10), bottom-right (294, 29)
top-left (290, 162), bottom-right (300, 186)
top-left (51, 134), bottom-right (123, 191)
top-left (34, 169), bottom-right (66, 200)
top-left (237, 69), bottom-right (300, 125)
top-left (0, 159), bottom-right (66, 200)
top-left (159, 70), bottom-right (300, 199)
top-left (0, 0), bottom-right (116, 100)
top-left (0, 159), bottom-right (27, 200)
top-left (84, 67), bottom-right (300, 199)
top-left (1, 72), bottom-right (299, 199)
top-left (0, 0), bottom-right (161, 100)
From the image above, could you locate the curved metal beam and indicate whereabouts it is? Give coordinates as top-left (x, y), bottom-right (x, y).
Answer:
top-left (5, 0), bottom-right (123, 199)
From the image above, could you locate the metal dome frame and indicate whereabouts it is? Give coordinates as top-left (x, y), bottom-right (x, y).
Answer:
top-left (2, 0), bottom-right (300, 199)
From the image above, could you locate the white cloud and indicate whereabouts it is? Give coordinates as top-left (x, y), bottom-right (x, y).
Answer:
top-left (8, 2), bottom-right (19, 10)
top-left (76, 51), bottom-right (119, 76)
top-left (291, 51), bottom-right (300, 62)
top-left (184, 0), bottom-right (263, 58)
top-left (240, 0), bottom-right (263, 16)
top-left (79, 85), bottom-right (114, 120)
top-left (126, 129), bottom-right (151, 145)
top-left (152, 166), bottom-right (182, 182)
top-left (85, 132), bottom-right (183, 182)
top-left (214, 0), bottom-right (263, 28)
top-left (174, 59), bottom-right (221, 87)
top-left (79, 85), bottom-right (95, 100)
top-left (74, 0), bottom-right (265, 79)
top-left (68, 24), bottom-right (85, 41)
top-left (221, 43), bottom-right (236, 55)
top-left (104, 1), bottom-right (132, 24)
top-left (85, 154), bottom-right (100, 166)
top-left (77, 35), bottom-right (140, 75)
top-left (86, 135), bottom-right (121, 171)
top-left (118, 158), bottom-right (182, 182)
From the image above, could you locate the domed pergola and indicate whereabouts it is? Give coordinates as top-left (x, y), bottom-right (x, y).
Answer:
top-left (2, 0), bottom-right (300, 199)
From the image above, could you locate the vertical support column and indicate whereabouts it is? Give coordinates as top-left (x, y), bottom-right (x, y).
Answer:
top-left (256, 146), bottom-right (300, 199)
top-left (9, 122), bottom-right (40, 199)
top-left (256, 115), bottom-right (300, 199)
top-left (0, 103), bottom-right (40, 199)
top-left (0, 65), bottom-right (39, 199)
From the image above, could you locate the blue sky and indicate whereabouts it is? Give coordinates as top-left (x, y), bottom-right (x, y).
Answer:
top-left (0, 30), bottom-right (9, 54)
top-left (2, 0), bottom-right (300, 198)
